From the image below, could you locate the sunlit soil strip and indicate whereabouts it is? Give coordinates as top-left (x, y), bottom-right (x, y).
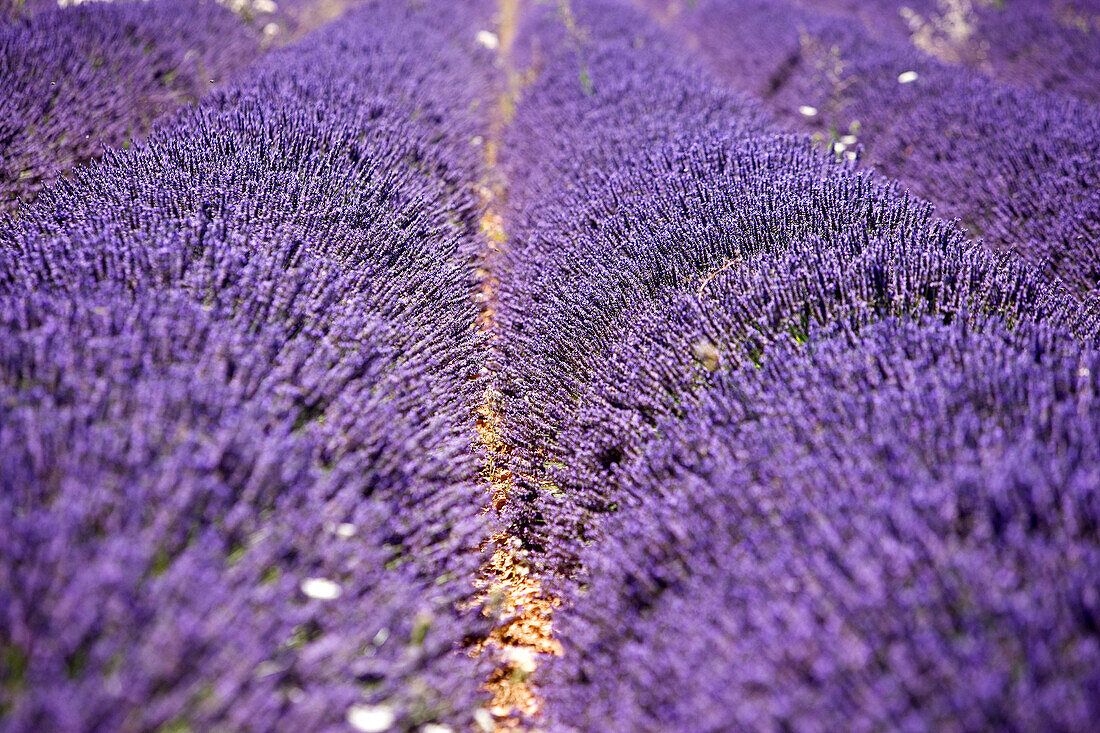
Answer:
top-left (474, 394), bottom-right (563, 726)
top-left (472, 0), bottom-right (563, 728)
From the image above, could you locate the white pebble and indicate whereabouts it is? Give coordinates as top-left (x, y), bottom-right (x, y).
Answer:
top-left (252, 0), bottom-right (277, 12)
top-left (897, 70), bottom-right (919, 84)
top-left (476, 30), bottom-right (500, 50)
top-left (503, 646), bottom-right (537, 673)
top-left (798, 105), bottom-right (818, 117)
top-left (473, 709), bottom-right (495, 732)
top-left (300, 577), bottom-right (342, 600)
top-left (263, 22), bottom-right (280, 37)
top-left (347, 704), bottom-right (396, 733)
top-left (336, 523), bottom-right (356, 538)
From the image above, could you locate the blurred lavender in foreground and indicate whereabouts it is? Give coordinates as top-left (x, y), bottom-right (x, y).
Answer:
top-left (550, 315), bottom-right (1100, 731)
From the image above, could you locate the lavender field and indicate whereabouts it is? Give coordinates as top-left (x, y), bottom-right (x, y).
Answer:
top-left (1, 0), bottom-right (1098, 730)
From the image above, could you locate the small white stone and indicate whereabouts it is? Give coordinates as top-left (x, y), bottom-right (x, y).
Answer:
top-left (798, 105), bottom-right (818, 117)
top-left (897, 70), bottom-right (919, 84)
top-left (336, 523), bottom-right (356, 538)
top-left (300, 577), bottom-right (342, 600)
top-left (476, 30), bottom-right (500, 50)
top-left (503, 646), bottom-right (537, 673)
top-left (252, 0), bottom-right (277, 12)
top-left (263, 22), bottom-right (280, 36)
top-left (471, 135), bottom-right (485, 146)
top-left (473, 708), bottom-right (495, 732)
top-left (347, 704), bottom-right (396, 733)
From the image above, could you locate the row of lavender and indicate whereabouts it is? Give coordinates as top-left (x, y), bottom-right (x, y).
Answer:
top-left (640, 0), bottom-right (1100, 295)
top-left (497, 0), bottom-right (1100, 728)
top-left (0, 0), bottom-right (267, 213)
top-left (786, 0), bottom-right (1100, 102)
top-left (0, 2), bottom-right (498, 729)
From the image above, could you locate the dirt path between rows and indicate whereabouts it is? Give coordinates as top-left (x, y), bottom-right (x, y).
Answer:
top-left (470, 0), bottom-right (563, 729)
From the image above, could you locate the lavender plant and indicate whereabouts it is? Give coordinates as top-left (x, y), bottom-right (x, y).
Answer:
top-left (547, 315), bottom-right (1100, 731)
top-left (0, 0), bottom-right (500, 728)
top-left (494, 2), bottom-right (1100, 727)
top-left (645, 0), bottom-right (1100, 293)
top-left (0, 0), bottom-right (261, 212)
top-left (785, 0), bottom-right (1100, 102)
top-left (494, 0), bottom-right (1098, 570)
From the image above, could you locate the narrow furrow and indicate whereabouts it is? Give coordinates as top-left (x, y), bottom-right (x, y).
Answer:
top-left (471, 0), bottom-right (563, 727)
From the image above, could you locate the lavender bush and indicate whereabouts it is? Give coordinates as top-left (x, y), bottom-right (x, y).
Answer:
top-left (787, 0), bottom-right (1100, 102)
top-left (644, 0), bottom-right (1100, 293)
top-left (548, 316), bottom-right (1100, 731)
top-left (0, 0), bottom-right (499, 728)
top-left (0, 0), bottom-right (261, 212)
top-left (493, 1), bottom-right (1100, 728)
top-left (494, 0), bottom-right (1097, 568)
